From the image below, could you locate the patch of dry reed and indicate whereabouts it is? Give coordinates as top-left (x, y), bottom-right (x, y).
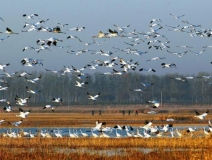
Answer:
top-left (1, 137), bottom-right (212, 159)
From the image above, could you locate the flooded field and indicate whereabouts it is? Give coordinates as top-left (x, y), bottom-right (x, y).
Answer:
top-left (0, 108), bottom-right (212, 159)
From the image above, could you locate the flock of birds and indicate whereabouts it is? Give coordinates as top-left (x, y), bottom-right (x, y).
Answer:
top-left (0, 117), bottom-right (212, 138)
top-left (0, 13), bottom-right (212, 137)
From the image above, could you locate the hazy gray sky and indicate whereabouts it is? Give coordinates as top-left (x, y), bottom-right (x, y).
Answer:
top-left (1, 0), bottom-right (212, 76)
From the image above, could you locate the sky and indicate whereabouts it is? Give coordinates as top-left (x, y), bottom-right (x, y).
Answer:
top-left (0, 0), bottom-right (212, 76)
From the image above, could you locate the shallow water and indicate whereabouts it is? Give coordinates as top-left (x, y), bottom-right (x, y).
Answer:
top-left (0, 125), bottom-right (207, 138)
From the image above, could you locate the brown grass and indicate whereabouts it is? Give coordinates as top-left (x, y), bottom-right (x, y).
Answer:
top-left (0, 105), bottom-right (211, 159)
top-left (1, 137), bottom-right (212, 160)
top-left (0, 111), bottom-right (210, 128)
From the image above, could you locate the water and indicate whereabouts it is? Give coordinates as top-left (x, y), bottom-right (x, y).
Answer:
top-left (0, 125), bottom-right (207, 138)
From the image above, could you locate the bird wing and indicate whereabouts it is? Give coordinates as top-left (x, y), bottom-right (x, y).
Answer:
top-left (76, 81), bottom-right (81, 86)
top-left (195, 111), bottom-right (200, 115)
top-left (94, 94), bottom-right (100, 98)
top-left (19, 108), bottom-right (24, 113)
top-left (6, 28), bottom-right (12, 32)
top-left (24, 111), bottom-right (30, 115)
top-left (201, 113), bottom-right (208, 117)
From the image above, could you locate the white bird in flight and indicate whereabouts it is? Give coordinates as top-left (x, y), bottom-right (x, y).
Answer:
top-left (23, 14), bottom-right (38, 19)
top-left (8, 120), bottom-right (23, 127)
top-left (25, 74), bottom-right (42, 84)
top-left (26, 86), bottom-right (41, 95)
top-left (146, 100), bottom-right (160, 108)
top-left (15, 108), bottom-right (31, 119)
top-left (0, 28), bottom-right (18, 34)
top-left (3, 102), bottom-right (12, 112)
top-left (75, 80), bottom-right (88, 88)
top-left (87, 92), bottom-right (101, 100)
top-left (146, 57), bottom-right (165, 61)
top-left (69, 26), bottom-right (85, 32)
top-left (0, 36), bottom-right (10, 42)
top-left (194, 110), bottom-right (209, 120)
top-left (43, 105), bottom-right (54, 112)
top-left (52, 97), bottom-right (63, 105)
top-left (0, 63), bottom-right (10, 71)
top-left (170, 13), bottom-right (185, 19)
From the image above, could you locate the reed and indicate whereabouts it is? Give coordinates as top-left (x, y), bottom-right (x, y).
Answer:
top-left (1, 137), bottom-right (212, 159)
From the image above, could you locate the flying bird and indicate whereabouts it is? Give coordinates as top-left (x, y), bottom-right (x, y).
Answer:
top-left (87, 92), bottom-right (101, 101)
top-left (69, 26), bottom-right (85, 32)
top-left (113, 24), bottom-right (130, 33)
top-left (52, 97), bottom-right (62, 105)
top-left (8, 120), bottom-right (23, 127)
top-left (17, 72), bottom-right (32, 77)
top-left (75, 80), bottom-right (88, 88)
top-left (0, 28), bottom-right (18, 34)
top-left (58, 23), bottom-right (68, 28)
top-left (15, 95), bottom-right (30, 106)
top-left (169, 77), bottom-right (186, 82)
top-left (43, 105), bottom-right (54, 112)
top-left (25, 74), bottom-right (42, 84)
top-left (52, 26), bottom-right (66, 34)
top-left (26, 86), bottom-right (41, 95)
top-left (0, 36), bottom-right (10, 42)
top-left (15, 108), bottom-right (31, 118)
top-left (23, 14), bottom-right (38, 19)
top-left (161, 63), bottom-right (177, 69)
top-left (146, 100), bottom-right (160, 108)
top-left (141, 82), bottom-right (155, 87)
top-left (146, 57), bottom-right (165, 61)
top-left (189, 49), bottom-right (206, 56)
top-left (92, 31), bottom-right (108, 38)
top-left (150, 18), bottom-right (162, 24)
top-left (129, 88), bottom-right (143, 92)
top-left (0, 63), bottom-right (10, 71)
top-left (3, 102), bottom-right (12, 112)
top-left (170, 13), bottom-right (185, 19)
top-left (0, 119), bottom-right (5, 125)
top-left (194, 110), bottom-right (209, 120)
top-left (139, 68), bottom-right (156, 72)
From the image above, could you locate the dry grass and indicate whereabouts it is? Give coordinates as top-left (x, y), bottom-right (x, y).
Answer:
top-left (0, 105), bottom-right (211, 159)
top-left (1, 137), bottom-right (212, 160)
top-left (0, 105), bottom-right (212, 127)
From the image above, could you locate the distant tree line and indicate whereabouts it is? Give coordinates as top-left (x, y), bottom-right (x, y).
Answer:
top-left (1, 70), bottom-right (212, 106)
